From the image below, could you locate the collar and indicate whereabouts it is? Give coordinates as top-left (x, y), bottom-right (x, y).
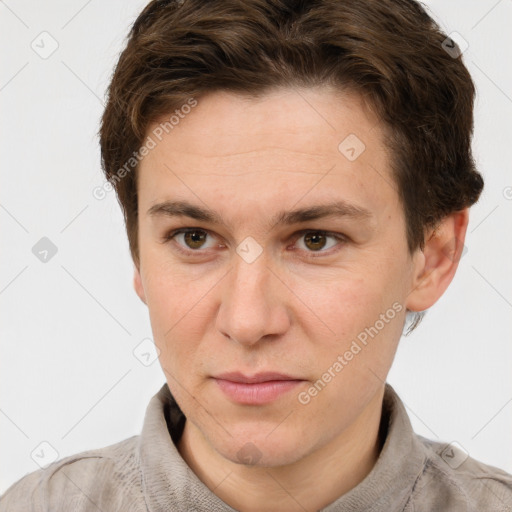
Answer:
top-left (139, 382), bottom-right (427, 512)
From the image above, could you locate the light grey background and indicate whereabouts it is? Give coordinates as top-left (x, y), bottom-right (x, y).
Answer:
top-left (1, 0), bottom-right (511, 494)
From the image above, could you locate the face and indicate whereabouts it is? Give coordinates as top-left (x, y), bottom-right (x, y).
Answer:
top-left (134, 86), bottom-right (422, 467)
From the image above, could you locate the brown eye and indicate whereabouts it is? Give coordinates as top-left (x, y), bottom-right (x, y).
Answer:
top-left (183, 229), bottom-right (208, 249)
top-left (294, 230), bottom-right (347, 257)
top-left (303, 232), bottom-right (327, 251)
top-left (164, 228), bottom-right (216, 253)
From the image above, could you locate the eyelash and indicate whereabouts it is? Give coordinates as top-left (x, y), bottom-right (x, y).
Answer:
top-left (163, 228), bottom-right (348, 259)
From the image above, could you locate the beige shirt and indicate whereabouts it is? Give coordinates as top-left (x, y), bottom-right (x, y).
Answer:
top-left (1, 382), bottom-right (511, 511)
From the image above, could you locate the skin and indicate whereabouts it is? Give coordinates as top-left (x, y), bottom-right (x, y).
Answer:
top-left (133, 86), bottom-right (469, 511)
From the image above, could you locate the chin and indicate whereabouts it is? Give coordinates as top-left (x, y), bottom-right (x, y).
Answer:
top-left (211, 428), bottom-right (312, 468)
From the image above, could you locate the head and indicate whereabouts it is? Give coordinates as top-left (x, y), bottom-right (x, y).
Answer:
top-left (99, 0), bottom-right (483, 467)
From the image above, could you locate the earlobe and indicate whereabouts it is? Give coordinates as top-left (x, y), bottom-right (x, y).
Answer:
top-left (133, 264), bottom-right (147, 305)
top-left (405, 209), bottom-right (469, 312)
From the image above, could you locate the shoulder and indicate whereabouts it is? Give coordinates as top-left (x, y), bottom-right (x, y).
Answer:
top-left (0, 436), bottom-right (145, 512)
top-left (410, 435), bottom-right (512, 512)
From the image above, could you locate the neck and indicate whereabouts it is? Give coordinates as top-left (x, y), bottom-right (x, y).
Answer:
top-left (177, 387), bottom-right (386, 512)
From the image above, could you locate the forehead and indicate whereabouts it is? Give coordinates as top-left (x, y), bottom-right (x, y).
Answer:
top-left (137, 87), bottom-right (398, 224)
top-left (148, 87), bottom-right (382, 157)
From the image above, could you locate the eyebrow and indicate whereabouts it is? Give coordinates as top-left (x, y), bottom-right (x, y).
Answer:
top-left (147, 199), bottom-right (373, 230)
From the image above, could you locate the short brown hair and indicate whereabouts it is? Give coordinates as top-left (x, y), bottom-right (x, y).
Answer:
top-left (99, 0), bottom-right (483, 330)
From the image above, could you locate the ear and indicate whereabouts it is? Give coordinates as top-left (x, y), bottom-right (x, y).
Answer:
top-left (406, 209), bottom-right (469, 312)
top-left (133, 263), bottom-right (147, 305)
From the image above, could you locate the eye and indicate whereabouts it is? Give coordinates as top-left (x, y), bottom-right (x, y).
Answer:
top-left (164, 228), bottom-right (219, 254)
top-left (293, 230), bottom-right (346, 256)
top-left (163, 228), bottom-right (347, 258)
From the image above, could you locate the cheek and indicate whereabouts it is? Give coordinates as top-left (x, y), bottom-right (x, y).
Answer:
top-left (296, 274), bottom-right (405, 426)
top-left (139, 261), bottom-right (198, 362)
top-left (297, 271), bottom-right (388, 335)
top-left (297, 267), bottom-right (406, 370)
top-left (140, 241), bottom-right (199, 324)
top-left (140, 260), bottom-right (229, 383)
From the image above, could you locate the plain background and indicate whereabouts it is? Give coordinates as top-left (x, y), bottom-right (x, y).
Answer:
top-left (1, 0), bottom-right (511, 495)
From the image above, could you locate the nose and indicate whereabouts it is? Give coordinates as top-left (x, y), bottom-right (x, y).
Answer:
top-left (215, 252), bottom-right (290, 347)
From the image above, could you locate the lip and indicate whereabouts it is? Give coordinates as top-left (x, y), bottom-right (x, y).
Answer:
top-left (213, 372), bottom-right (305, 405)
top-left (214, 371), bottom-right (301, 384)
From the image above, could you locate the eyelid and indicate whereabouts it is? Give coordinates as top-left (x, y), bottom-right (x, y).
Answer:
top-left (163, 227), bottom-right (347, 257)
top-left (290, 229), bottom-right (347, 257)
top-left (163, 227), bottom-right (222, 256)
